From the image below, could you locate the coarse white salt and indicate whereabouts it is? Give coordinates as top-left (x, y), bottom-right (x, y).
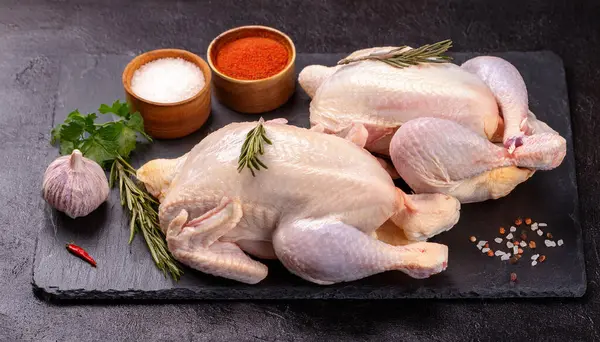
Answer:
top-left (532, 260), bottom-right (538, 266)
top-left (507, 241), bottom-right (514, 248)
top-left (482, 247), bottom-right (490, 253)
top-left (131, 57), bottom-right (205, 104)
top-left (544, 239), bottom-right (557, 247)
top-left (531, 254), bottom-right (539, 260)
top-left (495, 250), bottom-right (505, 256)
top-left (537, 230), bottom-right (544, 236)
top-left (510, 226), bottom-right (516, 232)
top-left (494, 238), bottom-right (503, 243)
top-left (539, 223), bottom-right (547, 227)
top-left (520, 241), bottom-right (527, 248)
top-left (531, 223), bottom-right (538, 231)
top-left (501, 254), bottom-right (511, 261)
top-left (513, 246), bottom-right (519, 254)
top-left (558, 239), bottom-right (564, 246)
top-left (477, 241), bottom-right (487, 249)
top-left (506, 233), bottom-right (514, 240)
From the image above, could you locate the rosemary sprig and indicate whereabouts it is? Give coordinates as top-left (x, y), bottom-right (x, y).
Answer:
top-left (337, 39), bottom-right (453, 69)
top-left (109, 156), bottom-right (184, 281)
top-left (237, 118), bottom-right (272, 177)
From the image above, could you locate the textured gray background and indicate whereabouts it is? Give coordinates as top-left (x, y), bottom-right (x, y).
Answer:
top-left (1, 0), bottom-right (599, 341)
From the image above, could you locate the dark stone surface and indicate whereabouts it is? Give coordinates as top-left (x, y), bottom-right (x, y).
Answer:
top-left (2, 0), bottom-right (600, 340)
top-left (33, 52), bottom-right (585, 301)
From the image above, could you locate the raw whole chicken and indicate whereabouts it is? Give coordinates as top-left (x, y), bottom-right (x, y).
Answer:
top-left (299, 47), bottom-right (567, 202)
top-left (137, 119), bottom-right (460, 285)
top-left (389, 117), bottom-right (566, 203)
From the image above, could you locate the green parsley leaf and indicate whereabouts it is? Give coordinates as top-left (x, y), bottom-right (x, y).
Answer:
top-left (80, 123), bottom-right (122, 167)
top-left (99, 100), bottom-right (131, 119)
top-left (83, 113), bottom-right (97, 134)
top-left (59, 141), bottom-right (76, 155)
top-left (116, 124), bottom-right (138, 158)
top-left (59, 120), bottom-right (85, 141)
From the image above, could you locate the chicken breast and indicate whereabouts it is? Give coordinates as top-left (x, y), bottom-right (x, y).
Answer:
top-left (300, 49), bottom-right (501, 155)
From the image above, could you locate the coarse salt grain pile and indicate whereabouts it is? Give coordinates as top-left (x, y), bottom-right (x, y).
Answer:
top-left (131, 57), bottom-right (205, 104)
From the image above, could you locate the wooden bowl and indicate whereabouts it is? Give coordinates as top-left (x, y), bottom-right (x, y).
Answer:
top-left (207, 25), bottom-right (296, 114)
top-left (122, 49), bottom-right (212, 139)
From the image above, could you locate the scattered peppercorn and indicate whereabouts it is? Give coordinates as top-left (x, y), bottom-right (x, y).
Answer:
top-left (525, 218), bottom-right (532, 225)
top-left (499, 227), bottom-right (506, 235)
top-left (518, 248), bottom-right (524, 254)
top-left (516, 254), bottom-right (522, 260)
top-left (547, 232), bottom-right (553, 239)
top-left (539, 255), bottom-right (546, 263)
top-left (515, 217), bottom-right (523, 226)
top-left (510, 272), bottom-right (518, 282)
top-left (484, 243), bottom-right (489, 248)
top-left (487, 250), bottom-right (494, 257)
top-left (509, 256), bottom-right (519, 264)
top-left (520, 231), bottom-right (528, 241)
top-left (529, 241), bottom-right (537, 249)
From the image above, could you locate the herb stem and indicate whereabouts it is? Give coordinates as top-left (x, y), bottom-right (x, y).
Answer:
top-left (111, 159), bottom-right (183, 281)
top-left (337, 39), bottom-right (453, 69)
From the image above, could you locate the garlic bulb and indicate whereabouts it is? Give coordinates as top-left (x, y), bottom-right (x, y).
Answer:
top-left (42, 149), bottom-right (109, 218)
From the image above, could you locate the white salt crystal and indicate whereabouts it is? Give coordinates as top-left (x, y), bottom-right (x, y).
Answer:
top-left (558, 239), bottom-right (564, 246)
top-left (531, 254), bottom-right (539, 260)
top-left (532, 260), bottom-right (538, 266)
top-left (513, 246), bottom-right (519, 254)
top-left (477, 241), bottom-right (487, 249)
top-left (539, 223), bottom-right (547, 227)
top-left (507, 241), bottom-right (514, 248)
top-left (501, 254), bottom-right (510, 261)
top-left (520, 241), bottom-right (527, 248)
top-left (510, 226), bottom-right (516, 232)
top-left (544, 239), bottom-right (554, 247)
top-left (506, 233), bottom-right (514, 240)
top-left (482, 247), bottom-right (490, 253)
top-left (531, 223), bottom-right (538, 231)
top-left (495, 250), bottom-right (505, 256)
top-left (537, 230), bottom-right (544, 236)
top-left (131, 57), bottom-right (206, 104)
top-left (494, 238), bottom-right (503, 243)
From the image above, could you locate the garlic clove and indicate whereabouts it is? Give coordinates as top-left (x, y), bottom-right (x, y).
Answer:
top-left (42, 149), bottom-right (110, 219)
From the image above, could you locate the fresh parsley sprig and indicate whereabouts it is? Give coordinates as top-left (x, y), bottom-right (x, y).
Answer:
top-left (50, 100), bottom-right (183, 281)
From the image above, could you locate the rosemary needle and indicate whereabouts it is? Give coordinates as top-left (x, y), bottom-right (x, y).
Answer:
top-left (238, 118), bottom-right (272, 177)
top-left (337, 39), bottom-right (453, 68)
top-left (110, 157), bottom-right (183, 281)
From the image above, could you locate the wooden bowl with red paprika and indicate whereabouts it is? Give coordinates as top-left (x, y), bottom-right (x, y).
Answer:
top-left (207, 25), bottom-right (296, 114)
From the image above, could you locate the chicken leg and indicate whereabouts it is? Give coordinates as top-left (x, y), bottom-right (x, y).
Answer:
top-left (273, 217), bottom-right (448, 284)
top-left (389, 117), bottom-right (566, 203)
top-left (461, 56), bottom-right (529, 151)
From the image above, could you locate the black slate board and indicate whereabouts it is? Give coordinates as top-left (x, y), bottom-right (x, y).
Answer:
top-left (33, 52), bottom-right (585, 301)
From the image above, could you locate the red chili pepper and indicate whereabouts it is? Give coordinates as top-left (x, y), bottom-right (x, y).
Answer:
top-left (66, 243), bottom-right (97, 267)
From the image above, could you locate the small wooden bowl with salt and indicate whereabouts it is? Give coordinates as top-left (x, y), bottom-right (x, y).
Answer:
top-left (122, 49), bottom-right (212, 139)
top-left (207, 25), bottom-right (296, 114)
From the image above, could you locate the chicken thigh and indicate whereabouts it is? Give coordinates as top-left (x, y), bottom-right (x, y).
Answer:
top-left (137, 119), bottom-right (460, 285)
top-left (389, 117), bottom-right (566, 203)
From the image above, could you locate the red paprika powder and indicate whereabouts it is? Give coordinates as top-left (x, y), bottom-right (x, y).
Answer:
top-left (215, 37), bottom-right (289, 80)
